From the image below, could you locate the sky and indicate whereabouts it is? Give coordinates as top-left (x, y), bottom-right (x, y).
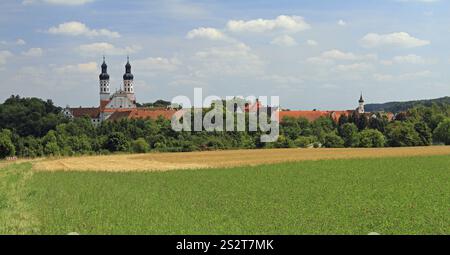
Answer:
top-left (0, 0), bottom-right (449, 110)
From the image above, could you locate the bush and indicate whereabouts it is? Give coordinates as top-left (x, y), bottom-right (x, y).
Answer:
top-left (433, 118), bottom-right (450, 145)
top-left (323, 133), bottom-right (344, 148)
top-left (0, 129), bottom-right (15, 159)
top-left (44, 142), bottom-right (60, 156)
top-left (358, 129), bottom-right (385, 148)
top-left (275, 135), bottom-right (295, 148)
top-left (105, 132), bottom-right (130, 152)
top-left (132, 138), bottom-right (150, 153)
top-left (294, 136), bottom-right (315, 148)
top-left (414, 122), bottom-right (432, 146)
top-left (385, 122), bottom-right (421, 147)
top-left (339, 123), bottom-right (359, 147)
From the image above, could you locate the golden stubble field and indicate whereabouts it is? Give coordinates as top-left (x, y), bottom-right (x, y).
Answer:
top-left (31, 146), bottom-right (450, 172)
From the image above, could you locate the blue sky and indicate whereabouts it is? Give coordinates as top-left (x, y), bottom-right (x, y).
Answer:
top-left (0, 0), bottom-right (449, 110)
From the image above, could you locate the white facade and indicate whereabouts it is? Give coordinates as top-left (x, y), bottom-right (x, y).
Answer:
top-left (123, 80), bottom-right (134, 94)
top-left (105, 91), bottom-right (136, 109)
top-left (357, 94), bottom-right (365, 114)
top-left (100, 79), bottom-right (110, 101)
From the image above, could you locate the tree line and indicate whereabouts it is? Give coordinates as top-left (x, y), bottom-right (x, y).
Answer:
top-left (1, 95), bottom-right (450, 159)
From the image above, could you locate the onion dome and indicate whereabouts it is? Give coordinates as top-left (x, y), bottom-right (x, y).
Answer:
top-left (123, 56), bottom-right (134, 80)
top-left (99, 56), bottom-right (109, 80)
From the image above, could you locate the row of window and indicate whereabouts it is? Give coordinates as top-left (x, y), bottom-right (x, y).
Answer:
top-left (100, 88), bottom-right (133, 92)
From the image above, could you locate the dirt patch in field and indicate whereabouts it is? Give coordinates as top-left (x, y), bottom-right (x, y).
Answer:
top-left (32, 146), bottom-right (450, 172)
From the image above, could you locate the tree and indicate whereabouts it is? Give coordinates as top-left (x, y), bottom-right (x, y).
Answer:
top-left (132, 138), bottom-right (150, 153)
top-left (339, 123), bottom-right (359, 147)
top-left (338, 114), bottom-right (349, 126)
top-left (414, 122), bottom-right (432, 146)
top-left (433, 118), bottom-right (450, 145)
top-left (294, 136), bottom-right (315, 148)
top-left (0, 95), bottom-right (67, 137)
top-left (358, 129), bottom-right (385, 148)
top-left (385, 122), bottom-right (421, 147)
top-left (44, 142), bottom-right (60, 156)
top-left (368, 114), bottom-right (388, 133)
top-left (275, 135), bottom-right (295, 148)
top-left (323, 133), bottom-right (344, 148)
top-left (15, 135), bottom-right (43, 158)
top-left (0, 129), bottom-right (15, 158)
top-left (105, 132), bottom-right (130, 152)
top-left (280, 117), bottom-right (301, 140)
top-left (312, 117), bottom-right (336, 143)
top-left (356, 114), bottom-right (369, 131)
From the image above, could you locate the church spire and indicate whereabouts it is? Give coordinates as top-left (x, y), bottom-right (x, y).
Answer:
top-left (99, 56), bottom-right (109, 80)
top-left (358, 92), bottom-right (365, 114)
top-left (123, 56), bottom-right (133, 80)
top-left (99, 56), bottom-right (110, 101)
top-left (123, 56), bottom-right (135, 98)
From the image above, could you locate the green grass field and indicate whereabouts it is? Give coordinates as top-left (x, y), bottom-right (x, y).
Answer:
top-left (1, 155), bottom-right (450, 234)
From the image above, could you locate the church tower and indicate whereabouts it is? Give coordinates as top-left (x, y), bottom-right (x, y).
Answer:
top-left (123, 56), bottom-right (136, 103)
top-left (99, 56), bottom-right (110, 103)
top-left (358, 93), bottom-right (365, 114)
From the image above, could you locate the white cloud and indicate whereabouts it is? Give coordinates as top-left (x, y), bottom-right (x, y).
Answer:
top-left (306, 57), bottom-right (334, 66)
top-left (338, 20), bottom-right (347, 26)
top-left (193, 43), bottom-right (264, 76)
top-left (227, 15), bottom-right (310, 33)
top-left (169, 79), bottom-right (207, 87)
top-left (361, 32), bottom-right (430, 48)
top-left (270, 35), bottom-right (297, 47)
top-left (0, 51), bottom-right (13, 66)
top-left (306, 40), bottom-right (318, 46)
top-left (22, 48), bottom-right (43, 57)
top-left (333, 62), bottom-right (374, 72)
top-left (78, 42), bottom-right (141, 56)
top-left (16, 39), bottom-right (26, 45)
top-left (321, 49), bottom-right (358, 61)
top-left (381, 54), bottom-right (426, 65)
top-left (374, 70), bottom-right (432, 82)
top-left (162, 0), bottom-right (209, 18)
top-left (0, 39), bottom-right (26, 46)
top-left (54, 62), bottom-right (98, 74)
top-left (310, 49), bottom-right (377, 62)
top-left (261, 74), bottom-right (302, 84)
top-left (186, 27), bottom-right (228, 41)
top-left (134, 57), bottom-right (181, 72)
top-left (23, 0), bottom-right (94, 5)
top-left (48, 21), bottom-right (120, 38)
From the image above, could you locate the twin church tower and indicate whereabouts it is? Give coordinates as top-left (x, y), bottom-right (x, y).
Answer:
top-left (98, 56), bottom-right (136, 109)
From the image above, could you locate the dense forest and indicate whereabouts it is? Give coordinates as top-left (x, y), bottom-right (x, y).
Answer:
top-left (1, 95), bottom-right (450, 159)
top-left (365, 96), bottom-right (450, 113)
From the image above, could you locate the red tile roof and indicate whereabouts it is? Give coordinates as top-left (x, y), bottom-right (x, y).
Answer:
top-left (100, 100), bottom-right (110, 110)
top-left (278, 111), bottom-right (330, 122)
top-left (277, 110), bottom-right (353, 122)
top-left (107, 109), bottom-right (179, 121)
top-left (70, 107), bottom-right (100, 118)
top-left (108, 111), bottom-right (132, 121)
top-left (129, 109), bottom-right (178, 120)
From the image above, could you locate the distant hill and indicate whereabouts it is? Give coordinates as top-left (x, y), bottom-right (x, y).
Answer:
top-left (365, 96), bottom-right (450, 113)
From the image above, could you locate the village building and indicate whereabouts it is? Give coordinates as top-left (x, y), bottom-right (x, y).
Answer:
top-left (63, 57), bottom-right (177, 125)
top-left (64, 58), bottom-right (393, 124)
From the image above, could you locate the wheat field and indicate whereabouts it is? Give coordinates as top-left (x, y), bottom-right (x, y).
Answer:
top-left (32, 146), bottom-right (450, 172)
